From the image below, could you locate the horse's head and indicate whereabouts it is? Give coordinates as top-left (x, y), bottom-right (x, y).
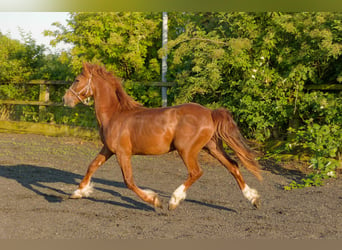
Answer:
top-left (63, 63), bottom-right (94, 107)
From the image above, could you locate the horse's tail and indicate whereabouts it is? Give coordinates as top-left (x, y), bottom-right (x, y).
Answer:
top-left (211, 108), bottom-right (262, 181)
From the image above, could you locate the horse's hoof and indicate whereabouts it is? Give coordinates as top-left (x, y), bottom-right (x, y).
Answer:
top-left (252, 197), bottom-right (261, 209)
top-left (69, 190), bottom-right (83, 199)
top-left (143, 189), bottom-right (162, 208)
top-left (168, 202), bottom-right (178, 211)
top-left (153, 196), bottom-right (163, 209)
top-left (70, 194), bottom-right (82, 199)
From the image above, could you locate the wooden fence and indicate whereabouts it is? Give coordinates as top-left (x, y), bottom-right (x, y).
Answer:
top-left (0, 80), bottom-right (340, 139)
top-left (0, 80), bottom-right (175, 108)
top-left (0, 80), bottom-right (174, 139)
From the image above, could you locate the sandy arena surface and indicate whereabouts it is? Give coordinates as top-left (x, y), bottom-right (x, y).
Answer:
top-left (0, 132), bottom-right (341, 239)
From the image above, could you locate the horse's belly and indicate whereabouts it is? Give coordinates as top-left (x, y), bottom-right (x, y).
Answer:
top-left (131, 129), bottom-right (174, 155)
top-left (132, 140), bottom-right (173, 155)
top-left (133, 144), bottom-right (173, 155)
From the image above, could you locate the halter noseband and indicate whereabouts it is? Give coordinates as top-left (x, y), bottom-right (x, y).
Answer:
top-left (68, 75), bottom-right (93, 105)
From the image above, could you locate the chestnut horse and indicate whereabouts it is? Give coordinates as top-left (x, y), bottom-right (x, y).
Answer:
top-left (63, 63), bottom-right (262, 210)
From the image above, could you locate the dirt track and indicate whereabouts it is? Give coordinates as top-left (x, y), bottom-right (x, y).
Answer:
top-left (0, 132), bottom-right (341, 239)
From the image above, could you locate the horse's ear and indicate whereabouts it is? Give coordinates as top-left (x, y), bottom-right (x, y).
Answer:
top-left (83, 62), bottom-right (89, 69)
top-left (82, 62), bottom-right (92, 75)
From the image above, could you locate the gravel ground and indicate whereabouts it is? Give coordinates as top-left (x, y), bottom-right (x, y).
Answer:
top-left (0, 132), bottom-right (341, 239)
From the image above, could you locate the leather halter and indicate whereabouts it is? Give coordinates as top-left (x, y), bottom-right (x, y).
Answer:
top-left (68, 75), bottom-right (93, 105)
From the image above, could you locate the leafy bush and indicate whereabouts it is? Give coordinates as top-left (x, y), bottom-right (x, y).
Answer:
top-left (164, 12), bottom-right (342, 187)
top-left (285, 91), bottom-right (342, 189)
top-left (124, 81), bottom-right (162, 107)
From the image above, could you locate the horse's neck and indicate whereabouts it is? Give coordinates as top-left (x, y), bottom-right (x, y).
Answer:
top-left (93, 79), bottom-right (118, 127)
top-left (92, 77), bottom-right (143, 127)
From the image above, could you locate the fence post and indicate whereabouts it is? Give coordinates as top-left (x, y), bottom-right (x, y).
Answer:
top-left (39, 84), bottom-right (49, 121)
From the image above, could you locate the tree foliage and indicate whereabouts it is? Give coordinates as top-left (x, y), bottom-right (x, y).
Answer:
top-left (1, 12), bottom-right (342, 186)
top-left (0, 31), bottom-right (75, 123)
top-left (46, 12), bottom-right (163, 106)
top-left (47, 12), bottom-right (161, 80)
top-left (163, 12), bottom-right (342, 185)
top-left (165, 12), bottom-right (342, 136)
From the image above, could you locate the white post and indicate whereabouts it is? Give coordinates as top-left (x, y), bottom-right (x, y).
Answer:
top-left (161, 12), bottom-right (168, 107)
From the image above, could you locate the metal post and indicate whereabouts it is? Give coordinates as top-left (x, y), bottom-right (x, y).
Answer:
top-left (161, 12), bottom-right (168, 107)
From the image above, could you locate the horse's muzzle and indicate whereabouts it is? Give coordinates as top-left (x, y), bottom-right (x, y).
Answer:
top-left (62, 92), bottom-right (77, 107)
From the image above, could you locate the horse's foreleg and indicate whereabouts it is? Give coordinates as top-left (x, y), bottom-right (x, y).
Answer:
top-left (70, 146), bottom-right (113, 199)
top-left (117, 153), bottom-right (162, 208)
top-left (205, 139), bottom-right (260, 208)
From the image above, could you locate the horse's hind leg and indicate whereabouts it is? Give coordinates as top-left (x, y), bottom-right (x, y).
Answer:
top-left (205, 139), bottom-right (260, 208)
top-left (116, 153), bottom-right (162, 209)
top-left (70, 146), bottom-right (113, 198)
top-left (169, 148), bottom-right (203, 210)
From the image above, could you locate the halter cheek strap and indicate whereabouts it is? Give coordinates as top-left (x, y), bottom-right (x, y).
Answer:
top-left (68, 75), bottom-right (93, 105)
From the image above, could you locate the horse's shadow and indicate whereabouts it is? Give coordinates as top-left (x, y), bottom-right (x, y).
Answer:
top-left (0, 164), bottom-right (154, 211)
top-left (0, 164), bottom-right (237, 213)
